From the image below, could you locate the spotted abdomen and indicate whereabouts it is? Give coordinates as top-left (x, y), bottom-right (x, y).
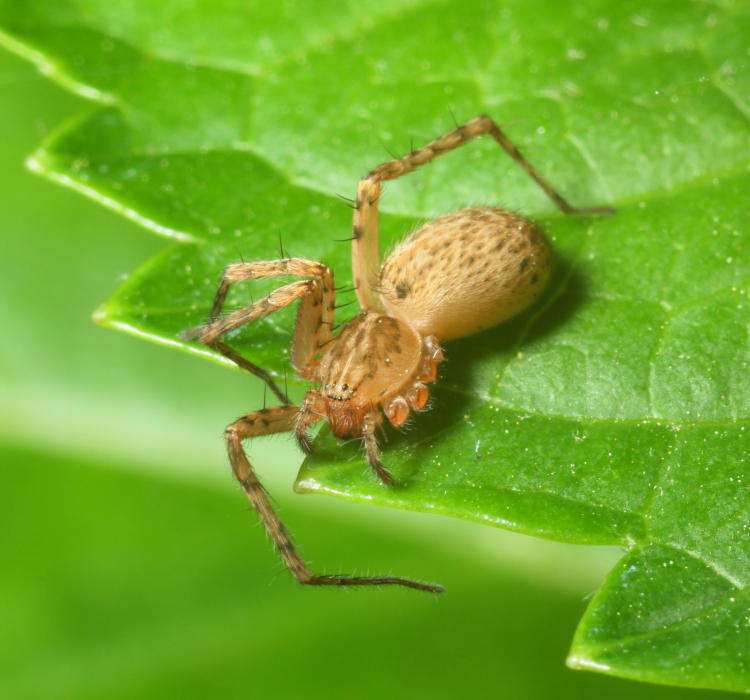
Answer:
top-left (379, 206), bottom-right (551, 340)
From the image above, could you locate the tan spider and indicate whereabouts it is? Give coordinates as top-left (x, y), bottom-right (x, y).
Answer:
top-left (184, 115), bottom-right (613, 593)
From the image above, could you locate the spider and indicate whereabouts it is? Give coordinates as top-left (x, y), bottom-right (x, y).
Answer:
top-left (184, 115), bottom-right (613, 593)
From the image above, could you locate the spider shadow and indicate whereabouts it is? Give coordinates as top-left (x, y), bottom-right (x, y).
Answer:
top-left (380, 251), bottom-right (589, 486)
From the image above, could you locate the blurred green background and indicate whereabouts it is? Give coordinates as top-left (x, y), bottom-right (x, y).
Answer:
top-left (0, 47), bottom-right (738, 699)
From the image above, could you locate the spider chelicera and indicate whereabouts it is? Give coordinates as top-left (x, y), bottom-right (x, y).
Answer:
top-left (184, 115), bottom-right (613, 593)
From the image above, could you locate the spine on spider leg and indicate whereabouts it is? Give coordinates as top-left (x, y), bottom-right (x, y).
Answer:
top-left (352, 178), bottom-right (384, 312)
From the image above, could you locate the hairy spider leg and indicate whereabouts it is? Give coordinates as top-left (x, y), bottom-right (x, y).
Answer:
top-left (188, 258), bottom-right (443, 591)
top-left (352, 114), bottom-right (615, 310)
top-left (361, 408), bottom-right (392, 485)
top-left (226, 404), bottom-right (444, 593)
top-left (183, 258), bottom-right (335, 399)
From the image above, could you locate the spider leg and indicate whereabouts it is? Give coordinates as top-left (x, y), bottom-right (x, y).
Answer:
top-left (228, 403), bottom-right (444, 593)
top-left (183, 258), bottom-right (335, 399)
top-left (205, 259), bottom-right (333, 324)
top-left (208, 340), bottom-right (289, 404)
top-left (227, 405), bottom-right (311, 582)
top-left (362, 409), bottom-right (393, 486)
top-left (362, 410), bottom-right (402, 486)
top-left (351, 114), bottom-right (614, 310)
top-left (351, 178), bottom-right (383, 311)
top-left (366, 115), bottom-right (615, 215)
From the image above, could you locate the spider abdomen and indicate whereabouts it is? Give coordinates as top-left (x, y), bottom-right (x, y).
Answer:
top-left (379, 206), bottom-right (551, 340)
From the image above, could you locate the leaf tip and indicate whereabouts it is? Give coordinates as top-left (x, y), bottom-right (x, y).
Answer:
top-left (565, 652), bottom-right (611, 673)
top-left (293, 475), bottom-right (319, 495)
top-left (91, 304), bottom-right (109, 327)
top-left (25, 149), bottom-right (48, 175)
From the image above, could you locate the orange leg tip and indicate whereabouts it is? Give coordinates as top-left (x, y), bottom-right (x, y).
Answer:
top-left (407, 383), bottom-right (429, 410)
top-left (384, 396), bottom-right (410, 426)
top-left (423, 361), bottom-right (439, 382)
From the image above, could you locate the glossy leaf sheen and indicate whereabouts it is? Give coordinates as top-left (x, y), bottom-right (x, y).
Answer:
top-left (1, 0), bottom-right (748, 692)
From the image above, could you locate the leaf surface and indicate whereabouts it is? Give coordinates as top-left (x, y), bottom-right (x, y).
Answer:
top-left (1, 0), bottom-right (748, 691)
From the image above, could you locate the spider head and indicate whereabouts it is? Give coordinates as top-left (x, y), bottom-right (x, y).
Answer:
top-left (315, 311), bottom-right (444, 437)
top-left (325, 399), bottom-right (369, 438)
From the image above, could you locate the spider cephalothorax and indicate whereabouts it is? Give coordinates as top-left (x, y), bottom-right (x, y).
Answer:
top-left (314, 311), bottom-right (442, 433)
top-left (185, 115), bottom-right (613, 593)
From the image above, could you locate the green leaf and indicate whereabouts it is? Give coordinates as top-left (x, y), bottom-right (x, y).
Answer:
top-left (1, 0), bottom-right (748, 693)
